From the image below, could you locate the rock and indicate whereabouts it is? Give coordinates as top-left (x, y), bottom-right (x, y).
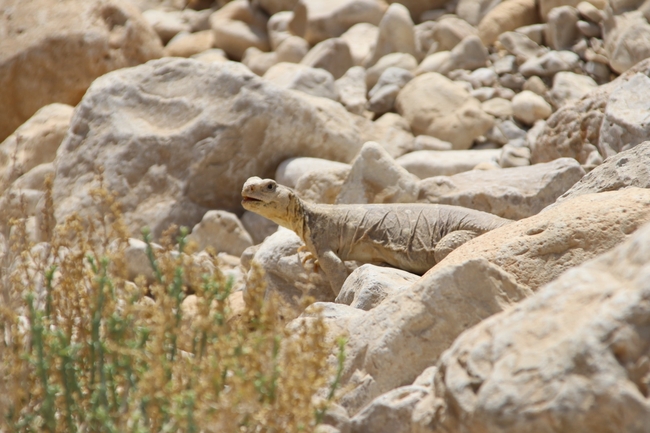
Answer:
top-left (0, 104), bottom-right (73, 194)
top-left (415, 220), bottom-right (650, 433)
top-left (431, 16), bottom-right (478, 52)
top-left (549, 71), bottom-right (597, 107)
top-left (477, 0), bottom-right (539, 46)
top-left (143, 9), bottom-right (191, 44)
top-left (523, 75), bottom-right (548, 95)
top-left (530, 58), bottom-right (650, 164)
top-left (395, 73), bottom-right (494, 149)
top-left (546, 5), bottom-right (580, 50)
top-left (276, 157), bottom-right (351, 189)
top-left (577, 19), bottom-right (601, 37)
top-left (413, 135), bottom-right (453, 151)
top-left (498, 73), bottom-right (526, 92)
top-left (498, 31), bottom-right (546, 62)
top-left (414, 21), bottom-right (437, 59)
top-left (264, 63), bottom-right (339, 100)
top-left (122, 238), bottom-right (161, 282)
top-left (457, 0), bottom-right (502, 25)
top-left (368, 68), bottom-right (414, 114)
top-left (52, 59), bottom-right (370, 239)
top-left (10, 163), bottom-right (55, 192)
top-left (415, 51), bottom-right (453, 75)
top-left (519, 50), bottom-right (580, 77)
top-left (539, 0), bottom-right (606, 21)
top-left (340, 23), bottom-right (379, 67)
top-left (0, 0), bottom-right (163, 143)
top-left (242, 47), bottom-right (278, 76)
top-left (300, 38), bottom-right (353, 79)
top-left (599, 73), bottom-right (650, 158)
top-left (481, 98), bottom-right (513, 118)
top-left (336, 141), bottom-right (420, 204)
top-left (511, 90), bottom-right (553, 125)
top-left (387, 0), bottom-right (449, 21)
top-left (492, 55), bottom-right (517, 75)
top-left (516, 22), bottom-right (547, 44)
top-left (255, 0), bottom-right (299, 16)
top-left (499, 144), bottom-right (531, 167)
top-left (275, 35), bottom-right (310, 63)
top-left (335, 264), bottom-right (419, 311)
top-left (187, 210), bottom-right (253, 256)
top-left (577, 1), bottom-right (604, 22)
top-left (336, 66), bottom-right (368, 115)
top-left (209, 0), bottom-right (270, 61)
top-left (191, 48), bottom-right (229, 63)
top-left (267, 10), bottom-right (293, 50)
top-left (557, 140), bottom-right (650, 202)
top-left (289, 0), bottom-right (386, 45)
top-left (241, 211), bottom-right (278, 244)
top-left (418, 158), bottom-right (584, 219)
top-left (397, 149), bottom-right (502, 178)
top-left (448, 35), bottom-right (488, 71)
top-left (485, 120), bottom-right (527, 145)
top-left (243, 228), bottom-right (335, 316)
top-left (603, 10), bottom-right (650, 74)
top-left (367, 3), bottom-right (417, 67)
top-left (370, 113), bottom-right (416, 158)
top-left (164, 30), bottom-right (215, 58)
top-left (295, 165), bottom-right (351, 204)
top-left (350, 386), bottom-right (429, 433)
top-left (366, 53), bottom-right (418, 89)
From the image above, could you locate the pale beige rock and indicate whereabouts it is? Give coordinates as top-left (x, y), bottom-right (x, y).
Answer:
top-left (540, 0), bottom-right (606, 21)
top-left (477, 0), bottom-right (539, 46)
top-left (519, 50), bottom-right (580, 77)
top-left (413, 135), bottom-right (453, 151)
top-left (415, 220), bottom-right (650, 433)
top-left (191, 48), bottom-right (229, 63)
top-left (289, 0), bottom-right (386, 45)
top-left (143, 9), bottom-right (191, 44)
top-left (368, 68), bottom-right (414, 114)
top-left (242, 47), bottom-right (278, 75)
top-left (267, 10), bottom-right (293, 50)
top-left (301, 38), bottom-right (353, 79)
top-left (51, 59), bottom-right (371, 239)
top-left (0, 188), bottom-right (44, 226)
top-left (448, 35), bottom-right (489, 72)
top-left (0, 104), bottom-right (73, 194)
top-left (276, 157), bottom-right (351, 188)
top-left (546, 5), bottom-right (580, 50)
top-left (9, 163), bottom-right (55, 192)
top-left (457, 0), bottom-right (504, 25)
top-left (395, 72), bottom-right (494, 149)
top-left (350, 385), bottom-right (429, 433)
top-left (366, 53), bottom-right (418, 89)
top-left (241, 211), bottom-right (279, 244)
top-left (414, 21), bottom-right (437, 60)
top-left (209, 0), bottom-right (270, 61)
top-left (255, 0), bottom-right (299, 15)
top-left (264, 62), bottom-right (339, 100)
top-left (431, 16), bottom-right (478, 51)
top-left (523, 75), bottom-right (548, 95)
top-left (498, 31), bottom-right (546, 62)
top-left (295, 166), bottom-right (351, 204)
top-left (550, 71), bottom-right (597, 107)
top-left (418, 158), bottom-right (585, 219)
top-left (164, 30), bottom-right (214, 57)
top-left (499, 144), bottom-right (531, 167)
top-left (396, 149), bottom-right (501, 178)
top-left (386, 0), bottom-right (449, 20)
top-left (336, 141), bottom-right (420, 204)
top-left (336, 66), bottom-right (368, 115)
top-left (187, 210), bottom-right (253, 256)
top-left (275, 35), bottom-right (310, 63)
top-left (336, 264), bottom-right (419, 310)
top-left (340, 23), bottom-right (379, 66)
top-left (415, 51), bottom-right (453, 75)
top-left (369, 112), bottom-right (416, 158)
top-left (481, 97), bottom-right (512, 118)
top-left (577, 1), bottom-right (603, 22)
top-left (603, 10), bottom-right (650, 74)
top-left (0, 0), bottom-right (163, 142)
top-left (512, 90), bottom-right (553, 125)
top-left (515, 23), bottom-right (547, 44)
top-left (367, 3), bottom-right (417, 67)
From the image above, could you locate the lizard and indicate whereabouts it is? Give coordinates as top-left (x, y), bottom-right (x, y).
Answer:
top-left (241, 176), bottom-right (512, 295)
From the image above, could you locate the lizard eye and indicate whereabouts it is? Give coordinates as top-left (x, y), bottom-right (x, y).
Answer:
top-left (267, 183), bottom-right (274, 190)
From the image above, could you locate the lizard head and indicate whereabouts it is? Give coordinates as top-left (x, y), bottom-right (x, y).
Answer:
top-left (241, 177), bottom-right (299, 230)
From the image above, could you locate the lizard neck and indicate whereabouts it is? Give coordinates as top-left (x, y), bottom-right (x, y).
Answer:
top-left (286, 193), bottom-right (307, 241)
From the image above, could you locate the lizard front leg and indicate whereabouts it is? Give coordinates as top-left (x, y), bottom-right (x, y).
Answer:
top-left (434, 230), bottom-right (479, 263)
top-left (317, 250), bottom-right (349, 296)
top-left (298, 245), bottom-right (320, 272)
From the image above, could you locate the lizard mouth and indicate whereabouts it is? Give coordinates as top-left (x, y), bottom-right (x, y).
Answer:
top-left (241, 195), bottom-right (263, 204)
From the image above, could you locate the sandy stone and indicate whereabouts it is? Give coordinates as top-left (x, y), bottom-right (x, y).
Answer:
top-left (300, 38), bottom-right (353, 79)
top-left (276, 157), bottom-right (351, 189)
top-left (164, 30), bottom-right (214, 57)
top-left (366, 52), bottom-right (418, 89)
top-left (367, 3), bottom-right (417, 67)
top-left (264, 63), bottom-right (339, 100)
top-left (336, 66), bottom-right (368, 115)
top-left (511, 90), bottom-right (553, 125)
top-left (477, 0), bottom-right (539, 46)
top-left (545, 5), bottom-right (580, 50)
top-left (187, 210), bottom-right (253, 256)
top-left (209, 0), bottom-right (270, 61)
top-left (340, 23), bottom-right (379, 67)
top-left (397, 149), bottom-right (501, 178)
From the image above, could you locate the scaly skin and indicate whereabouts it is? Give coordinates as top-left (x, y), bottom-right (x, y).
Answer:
top-left (242, 177), bottom-right (511, 294)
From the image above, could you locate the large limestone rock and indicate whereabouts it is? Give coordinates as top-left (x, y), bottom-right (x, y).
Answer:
top-left (0, 0), bottom-right (163, 142)
top-left (329, 188), bottom-right (650, 414)
top-left (557, 140), bottom-right (650, 202)
top-left (417, 158), bottom-right (586, 220)
top-left (275, 157), bottom-right (351, 188)
top-left (0, 104), bottom-right (73, 194)
top-left (395, 73), bottom-right (494, 150)
top-left (289, 0), bottom-right (386, 45)
top-left (209, 0), bottom-right (270, 61)
top-left (52, 58), bottom-right (370, 238)
top-left (414, 220), bottom-right (650, 433)
top-left (396, 149), bottom-right (502, 178)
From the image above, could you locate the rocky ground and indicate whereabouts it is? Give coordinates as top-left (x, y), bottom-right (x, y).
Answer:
top-left (2, 0), bottom-right (650, 431)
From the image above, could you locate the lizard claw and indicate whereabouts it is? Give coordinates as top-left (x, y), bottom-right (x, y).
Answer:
top-left (298, 245), bottom-right (320, 272)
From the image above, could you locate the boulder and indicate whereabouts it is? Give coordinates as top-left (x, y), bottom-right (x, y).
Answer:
top-left (395, 73), bottom-right (494, 149)
top-left (417, 158), bottom-right (586, 220)
top-left (603, 10), bottom-right (650, 74)
top-left (336, 66), bottom-right (368, 115)
top-left (367, 3), bottom-right (417, 67)
top-left (295, 166), bottom-right (351, 204)
top-left (498, 32), bottom-right (546, 62)
top-left (369, 113), bottom-right (416, 158)
top-left (336, 141), bottom-right (420, 204)
top-left (340, 23), bottom-right (379, 67)
top-left (276, 157), bottom-right (351, 189)
top-left (191, 48), bottom-right (229, 63)
top-left (143, 9), bottom-right (191, 44)
top-left (556, 140), bottom-right (650, 202)
top-left (457, 0), bottom-right (504, 25)
top-left (414, 220), bottom-right (650, 433)
top-left (242, 47), bottom-right (279, 76)
top-left (241, 211), bottom-right (279, 244)
top-left (396, 149), bottom-right (502, 178)
top-left (0, 0), bottom-right (163, 142)
top-left (512, 90), bottom-right (553, 125)
top-left (477, 0), bottom-right (539, 46)
top-left (267, 10), bottom-right (293, 50)
top-left (52, 58), bottom-right (370, 239)
top-left (264, 62), bottom-right (339, 100)
top-left (335, 264), bottom-right (419, 311)
top-left (368, 67), bottom-right (414, 114)
top-left (366, 53), bottom-right (418, 89)
top-left (412, 136), bottom-right (453, 151)
top-left (431, 16), bottom-right (478, 52)
top-left (0, 104), bottom-right (73, 194)
top-left (549, 71), bottom-right (598, 107)
top-left (300, 38), bottom-right (354, 79)
top-left (350, 386), bottom-right (429, 433)
top-left (519, 50), bottom-right (580, 77)
top-left (187, 210), bottom-right (253, 256)
top-left (275, 35), bottom-right (310, 63)
top-left (545, 5), bottom-right (580, 50)
top-left (289, 0), bottom-right (386, 45)
top-left (481, 98), bottom-right (513, 118)
top-left (164, 30), bottom-right (215, 58)
top-left (209, 0), bottom-right (270, 61)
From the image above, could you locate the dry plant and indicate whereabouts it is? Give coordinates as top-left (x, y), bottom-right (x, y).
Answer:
top-left (0, 173), bottom-right (345, 433)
